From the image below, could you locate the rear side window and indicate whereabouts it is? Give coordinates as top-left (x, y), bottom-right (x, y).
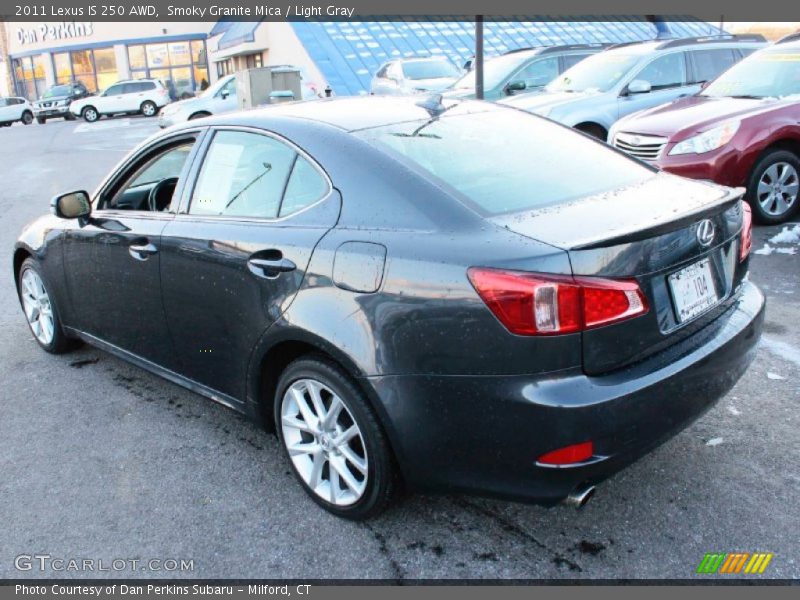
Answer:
top-left (689, 49), bottom-right (737, 84)
top-left (635, 52), bottom-right (687, 90)
top-left (561, 52), bottom-right (588, 70)
top-left (189, 131), bottom-right (328, 219)
top-left (355, 107), bottom-right (653, 216)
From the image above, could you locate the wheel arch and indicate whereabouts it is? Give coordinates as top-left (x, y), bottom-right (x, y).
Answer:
top-left (247, 327), bottom-right (410, 482)
top-left (188, 111), bottom-right (211, 120)
top-left (574, 121), bottom-right (609, 141)
top-left (12, 246), bottom-right (32, 288)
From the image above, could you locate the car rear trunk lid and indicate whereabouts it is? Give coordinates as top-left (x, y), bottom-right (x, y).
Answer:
top-left (490, 174), bottom-right (748, 374)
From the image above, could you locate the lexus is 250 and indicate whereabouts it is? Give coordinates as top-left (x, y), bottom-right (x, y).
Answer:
top-left (14, 97), bottom-right (763, 519)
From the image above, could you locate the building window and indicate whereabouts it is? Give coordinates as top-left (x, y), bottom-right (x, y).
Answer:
top-left (128, 39), bottom-right (209, 99)
top-left (49, 47), bottom-right (118, 93)
top-left (216, 59), bottom-right (233, 77)
top-left (12, 55), bottom-right (47, 99)
top-left (245, 53), bottom-right (263, 69)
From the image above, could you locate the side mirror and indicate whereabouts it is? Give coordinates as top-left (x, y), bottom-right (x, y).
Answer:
top-left (700, 80), bottom-right (711, 90)
top-left (51, 191), bottom-right (91, 220)
top-left (220, 90), bottom-right (230, 99)
top-left (506, 80), bottom-right (527, 93)
top-left (627, 79), bottom-right (652, 95)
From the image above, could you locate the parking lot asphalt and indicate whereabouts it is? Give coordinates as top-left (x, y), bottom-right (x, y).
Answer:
top-left (0, 116), bottom-right (798, 581)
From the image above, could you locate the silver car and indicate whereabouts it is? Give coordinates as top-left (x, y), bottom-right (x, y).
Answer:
top-left (370, 57), bottom-right (462, 96)
top-left (158, 74), bottom-right (238, 128)
top-left (501, 35), bottom-right (766, 140)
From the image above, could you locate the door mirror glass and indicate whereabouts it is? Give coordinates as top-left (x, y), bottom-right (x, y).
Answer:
top-left (627, 79), bottom-right (652, 94)
top-left (52, 191), bottom-right (91, 219)
top-left (506, 80), bottom-right (527, 93)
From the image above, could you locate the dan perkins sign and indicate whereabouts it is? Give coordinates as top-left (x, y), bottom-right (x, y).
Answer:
top-left (16, 22), bottom-right (94, 46)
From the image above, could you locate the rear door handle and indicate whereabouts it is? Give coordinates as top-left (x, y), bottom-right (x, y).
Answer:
top-left (247, 256), bottom-right (296, 279)
top-left (129, 242), bottom-right (158, 261)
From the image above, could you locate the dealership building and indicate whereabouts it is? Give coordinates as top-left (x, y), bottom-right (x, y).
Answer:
top-left (1, 18), bottom-right (721, 100)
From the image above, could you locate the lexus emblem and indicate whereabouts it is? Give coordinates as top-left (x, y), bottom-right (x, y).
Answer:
top-left (696, 219), bottom-right (716, 247)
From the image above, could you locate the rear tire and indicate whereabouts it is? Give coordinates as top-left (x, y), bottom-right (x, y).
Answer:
top-left (274, 356), bottom-right (398, 520)
top-left (82, 106), bottom-right (99, 123)
top-left (17, 258), bottom-right (76, 354)
top-left (746, 149), bottom-right (800, 224)
top-left (141, 100), bottom-right (158, 117)
top-left (21, 111), bottom-right (34, 125)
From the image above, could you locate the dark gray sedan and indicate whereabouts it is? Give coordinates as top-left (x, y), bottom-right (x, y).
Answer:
top-left (13, 97), bottom-right (764, 519)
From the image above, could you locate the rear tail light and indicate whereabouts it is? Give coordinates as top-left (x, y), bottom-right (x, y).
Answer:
top-left (537, 441), bottom-right (594, 466)
top-left (467, 268), bottom-right (648, 335)
top-left (740, 201), bottom-right (753, 262)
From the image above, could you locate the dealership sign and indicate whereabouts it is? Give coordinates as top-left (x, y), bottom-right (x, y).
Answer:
top-left (16, 22), bottom-right (94, 46)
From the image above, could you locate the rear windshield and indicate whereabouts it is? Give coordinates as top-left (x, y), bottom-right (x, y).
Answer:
top-left (402, 60), bottom-right (461, 80)
top-left (354, 107), bottom-right (654, 215)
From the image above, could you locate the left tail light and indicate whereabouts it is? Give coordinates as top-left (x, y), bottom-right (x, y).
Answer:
top-left (740, 201), bottom-right (753, 262)
top-left (467, 268), bottom-right (649, 336)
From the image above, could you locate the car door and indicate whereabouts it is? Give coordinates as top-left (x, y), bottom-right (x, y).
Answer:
top-left (213, 77), bottom-right (238, 113)
top-left (0, 98), bottom-right (11, 121)
top-left (62, 130), bottom-right (204, 369)
top-left (687, 48), bottom-right (738, 86)
top-left (122, 82), bottom-right (145, 112)
top-left (97, 83), bottom-right (124, 114)
top-left (617, 51), bottom-right (697, 120)
top-left (159, 126), bottom-right (340, 402)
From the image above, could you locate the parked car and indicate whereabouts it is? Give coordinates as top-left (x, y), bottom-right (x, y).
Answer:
top-left (70, 79), bottom-right (171, 122)
top-left (445, 44), bottom-right (608, 101)
top-left (501, 35), bottom-right (766, 140)
top-left (14, 97), bottom-right (762, 519)
top-left (32, 82), bottom-right (90, 124)
top-left (158, 70), bottom-right (323, 129)
top-left (610, 39), bottom-right (800, 224)
top-left (370, 57), bottom-right (462, 95)
top-left (157, 74), bottom-right (238, 128)
top-left (0, 96), bottom-right (34, 126)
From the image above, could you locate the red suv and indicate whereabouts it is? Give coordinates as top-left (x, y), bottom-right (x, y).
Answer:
top-left (610, 38), bottom-right (800, 224)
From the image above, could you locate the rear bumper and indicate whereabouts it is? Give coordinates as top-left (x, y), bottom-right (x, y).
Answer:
top-left (368, 281), bottom-right (764, 505)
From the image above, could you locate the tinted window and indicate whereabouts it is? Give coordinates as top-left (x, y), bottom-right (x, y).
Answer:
top-left (690, 49), bottom-right (737, 83)
top-left (513, 56), bottom-right (559, 88)
top-left (635, 52), bottom-right (687, 90)
top-left (122, 83), bottom-right (139, 94)
top-left (190, 131), bottom-right (296, 218)
top-left (376, 64), bottom-right (388, 78)
top-left (356, 107), bottom-right (653, 216)
top-left (104, 84), bottom-right (124, 96)
top-left (280, 156), bottom-right (329, 217)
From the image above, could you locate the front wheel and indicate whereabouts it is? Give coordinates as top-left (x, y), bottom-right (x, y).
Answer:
top-left (746, 150), bottom-right (800, 224)
top-left (82, 106), bottom-right (99, 123)
top-left (275, 357), bottom-right (398, 520)
top-left (141, 101), bottom-right (158, 117)
top-left (22, 111), bottom-right (34, 125)
top-left (17, 258), bottom-right (76, 354)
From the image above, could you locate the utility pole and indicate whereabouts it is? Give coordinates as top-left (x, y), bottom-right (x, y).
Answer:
top-left (475, 16), bottom-right (484, 100)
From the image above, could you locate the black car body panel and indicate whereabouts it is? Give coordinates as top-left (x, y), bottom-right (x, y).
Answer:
top-left (13, 97), bottom-right (764, 506)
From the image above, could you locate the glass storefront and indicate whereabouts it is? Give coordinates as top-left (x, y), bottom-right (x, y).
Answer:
top-left (128, 40), bottom-right (208, 99)
top-left (13, 55), bottom-right (47, 99)
top-left (52, 47), bottom-right (118, 93)
top-left (11, 37), bottom-right (209, 101)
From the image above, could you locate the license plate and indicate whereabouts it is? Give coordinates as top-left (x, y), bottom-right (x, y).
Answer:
top-left (668, 258), bottom-right (720, 323)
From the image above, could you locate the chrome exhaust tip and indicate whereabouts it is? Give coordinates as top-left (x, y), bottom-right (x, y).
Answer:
top-left (563, 485), bottom-right (596, 508)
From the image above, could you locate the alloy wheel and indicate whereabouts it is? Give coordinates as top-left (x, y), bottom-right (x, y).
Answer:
top-left (757, 162), bottom-right (799, 217)
top-left (20, 269), bottom-right (54, 345)
top-left (280, 378), bottom-right (368, 506)
top-left (142, 102), bottom-right (156, 117)
top-left (84, 108), bottom-right (97, 122)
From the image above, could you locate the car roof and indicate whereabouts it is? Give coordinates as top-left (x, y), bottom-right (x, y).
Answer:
top-left (181, 96), bottom-right (495, 133)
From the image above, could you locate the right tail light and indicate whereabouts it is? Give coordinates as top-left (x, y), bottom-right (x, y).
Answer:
top-left (467, 268), bottom-right (649, 336)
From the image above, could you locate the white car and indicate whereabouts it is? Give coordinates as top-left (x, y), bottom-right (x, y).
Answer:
top-left (370, 57), bottom-right (462, 96)
top-left (70, 79), bottom-right (171, 123)
top-left (0, 97), bottom-right (34, 127)
top-left (158, 74), bottom-right (238, 128)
